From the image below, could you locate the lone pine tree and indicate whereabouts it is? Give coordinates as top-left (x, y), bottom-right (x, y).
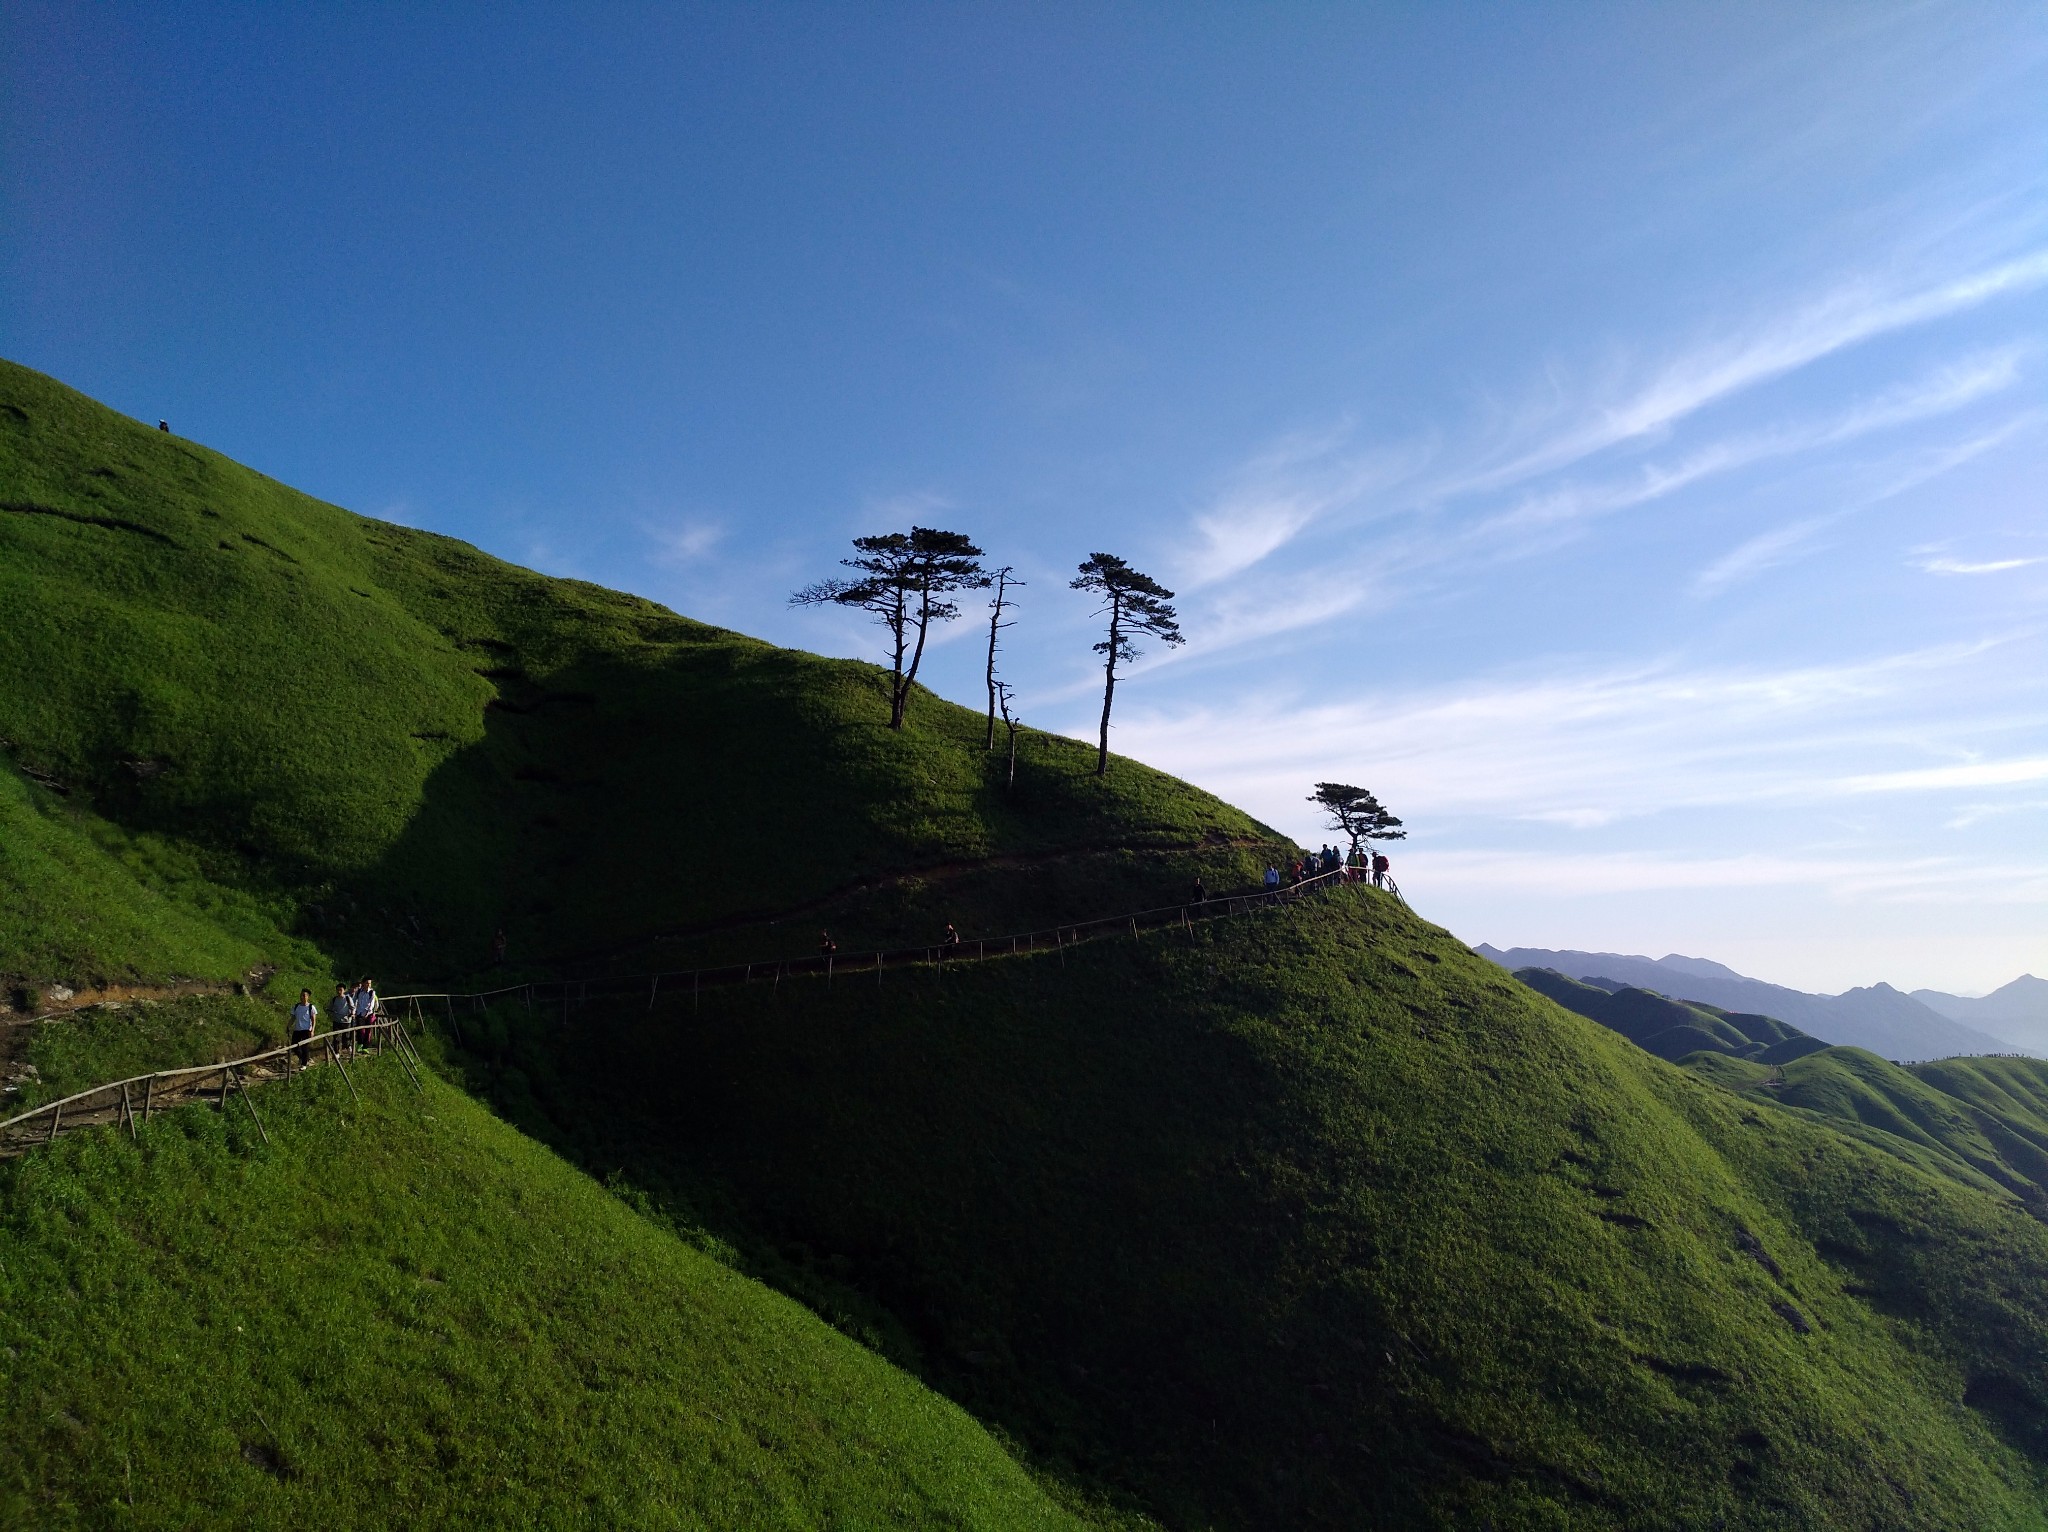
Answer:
top-left (1309, 781), bottom-right (1407, 859)
top-left (1071, 552), bottom-right (1183, 778)
top-left (793, 527), bottom-right (988, 728)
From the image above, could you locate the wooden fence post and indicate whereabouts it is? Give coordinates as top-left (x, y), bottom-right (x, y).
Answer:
top-left (234, 1069), bottom-right (270, 1146)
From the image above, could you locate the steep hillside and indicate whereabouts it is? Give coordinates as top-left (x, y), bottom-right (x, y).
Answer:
top-left (0, 357), bottom-right (1283, 997)
top-left (1514, 967), bottom-right (1826, 1064)
top-left (460, 889), bottom-right (2048, 1530)
top-left (0, 1025), bottom-right (1084, 1529)
top-left (12, 359), bottom-right (2048, 1530)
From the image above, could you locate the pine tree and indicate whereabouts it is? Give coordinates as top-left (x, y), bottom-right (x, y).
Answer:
top-left (1070, 553), bottom-right (1184, 778)
top-left (793, 528), bottom-right (989, 728)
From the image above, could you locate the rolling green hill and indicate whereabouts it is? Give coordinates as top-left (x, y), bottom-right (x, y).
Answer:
top-left (1515, 967), bottom-right (1827, 1065)
top-left (1685, 1046), bottom-right (2048, 1219)
top-left (467, 891), bottom-right (2048, 1529)
top-left (0, 1016), bottom-right (1086, 1530)
top-left (10, 357), bottom-right (2048, 1528)
top-left (0, 356), bottom-right (1280, 1001)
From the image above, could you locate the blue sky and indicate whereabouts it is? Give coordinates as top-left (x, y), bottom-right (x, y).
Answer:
top-left (5, 3), bottom-right (2045, 993)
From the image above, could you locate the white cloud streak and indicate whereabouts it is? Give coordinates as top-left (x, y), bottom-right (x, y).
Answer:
top-left (1922, 556), bottom-right (2045, 575)
top-left (1458, 249), bottom-right (2048, 492)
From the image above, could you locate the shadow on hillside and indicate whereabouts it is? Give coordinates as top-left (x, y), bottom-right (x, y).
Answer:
top-left (326, 638), bottom-right (1283, 988)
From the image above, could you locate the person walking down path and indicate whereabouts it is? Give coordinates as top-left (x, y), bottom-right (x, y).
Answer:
top-left (819, 930), bottom-right (838, 959)
top-left (1191, 877), bottom-right (1207, 906)
top-left (942, 923), bottom-right (962, 950)
top-left (331, 983), bottom-right (355, 1055)
top-left (352, 978), bottom-right (380, 1050)
top-left (1372, 852), bottom-right (1390, 889)
top-left (290, 989), bottom-right (319, 1065)
top-left (490, 928), bottom-right (508, 966)
top-left (1263, 865), bottom-right (1281, 893)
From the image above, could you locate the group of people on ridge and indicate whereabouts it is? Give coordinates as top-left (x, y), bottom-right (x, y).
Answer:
top-left (287, 977), bottom-right (381, 1063)
top-left (1261, 845), bottom-right (1390, 892)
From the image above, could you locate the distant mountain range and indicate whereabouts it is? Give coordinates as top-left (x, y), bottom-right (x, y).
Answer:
top-left (1474, 945), bottom-right (2021, 1061)
top-left (1913, 975), bottom-right (2048, 1053)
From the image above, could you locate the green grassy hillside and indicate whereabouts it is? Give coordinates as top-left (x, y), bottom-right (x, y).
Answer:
top-left (12, 357), bottom-right (2048, 1530)
top-left (458, 889), bottom-right (2048, 1529)
top-left (1685, 1046), bottom-right (2048, 1218)
top-left (0, 357), bottom-right (1281, 998)
top-left (0, 1028), bottom-right (1086, 1530)
top-left (1515, 967), bottom-right (1825, 1065)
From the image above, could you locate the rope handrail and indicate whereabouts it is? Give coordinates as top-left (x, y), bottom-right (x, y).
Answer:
top-left (0, 1018), bottom-right (422, 1147)
top-left (386, 865), bottom-right (1387, 1009)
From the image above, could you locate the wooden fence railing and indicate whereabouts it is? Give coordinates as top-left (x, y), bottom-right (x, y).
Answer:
top-left (0, 866), bottom-right (1403, 1155)
top-left (0, 1018), bottom-right (427, 1158)
top-left (387, 866), bottom-right (1392, 1029)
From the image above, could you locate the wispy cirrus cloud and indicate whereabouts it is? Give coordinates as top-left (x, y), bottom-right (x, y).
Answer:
top-left (1179, 426), bottom-right (1422, 589)
top-left (1839, 757), bottom-right (2048, 793)
top-left (1404, 847), bottom-right (2048, 905)
top-left (646, 519), bottom-right (725, 565)
top-left (1161, 254), bottom-right (2043, 668)
top-left (1921, 556), bottom-right (2045, 575)
top-left (1473, 348), bottom-right (2023, 550)
top-left (1110, 636), bottom-right (2035, 832)
top-left (1455, 248), bottom-right (2048, 493)
top-left (1695, 517), bottom-right (1840, 593)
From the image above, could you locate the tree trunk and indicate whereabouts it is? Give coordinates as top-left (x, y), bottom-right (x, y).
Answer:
top-left (1096, 606), bottom-right (1120, 777)
top-left (985, 606), bottom-right (1000, 750)
top-left (888, 598), bottom-right (909, 729)
top-left (1006, 722), bottom-right (1018, 789)
top-left (899, 580), bottom-right (934, 730)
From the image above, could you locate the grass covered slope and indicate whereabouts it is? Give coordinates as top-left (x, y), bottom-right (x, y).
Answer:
top-left (464, 888), bottom-right (2048, 1529)
top-left (0, 357), bottom-right (1280, 993)
top-left (1686, 1046), bottom-right (2048, 1217)
top-left (1515, 967), bottom-right (1825, 1065)
top-left (0, 1045), bottom-right (1084, 1530)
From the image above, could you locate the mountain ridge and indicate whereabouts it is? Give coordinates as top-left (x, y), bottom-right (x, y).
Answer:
top-left (1476, 943), bottom-right (2018, 1060)
top-left (1915, 975), bottom-right (2048, 1053)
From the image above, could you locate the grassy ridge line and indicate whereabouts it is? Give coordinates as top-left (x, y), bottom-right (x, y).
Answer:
top-left (449, 886), bottom-right (2048, 1529)
top-left (0, 1046), bottom-right (1089, 1530)
top-left (1687, 1046), bottom-right (2048, 1217)
top-left (0, 356), bottom-right (1283, 991)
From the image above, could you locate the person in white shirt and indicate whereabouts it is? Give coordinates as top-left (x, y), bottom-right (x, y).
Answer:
top-left (290, 990), bottom-right (318, 1065)
top-left (353, 979), bottom-right (379, 1050)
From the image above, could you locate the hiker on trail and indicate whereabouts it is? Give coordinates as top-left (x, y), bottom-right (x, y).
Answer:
top-left (1263, 865), bottom-right (1280, 893)
top-left (290, 989), bottom-right (318, 1065)
top-left (820, 930), bottom-right (838, 959)
top-left (353, 977), bottom-right (379, 1048)
top-left (943, 923), bottom-right (962, 949)
top-left (1372, 852), bottom-right (1390, 888)
top-left (491, 928), bottom-right (507, 966)
top-left (1191, 877), bottom-right (1207, 905)
top-left (334, 983), bottom-right (357, 1056)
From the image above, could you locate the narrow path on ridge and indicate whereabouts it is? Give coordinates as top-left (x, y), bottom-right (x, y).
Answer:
top-left (553, 833), bottom-right (1282, 966)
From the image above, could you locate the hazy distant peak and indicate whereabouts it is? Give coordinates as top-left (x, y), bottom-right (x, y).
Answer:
top-left (1655, 953), bottom-right (1747, 980)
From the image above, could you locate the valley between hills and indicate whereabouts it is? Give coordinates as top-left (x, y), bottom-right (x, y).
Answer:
top-left (9, 354), bottom-right (2048, 1528)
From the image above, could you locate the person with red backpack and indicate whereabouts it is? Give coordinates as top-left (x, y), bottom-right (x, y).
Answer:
top-left (1372, 852), bottom-right (1390, 888)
